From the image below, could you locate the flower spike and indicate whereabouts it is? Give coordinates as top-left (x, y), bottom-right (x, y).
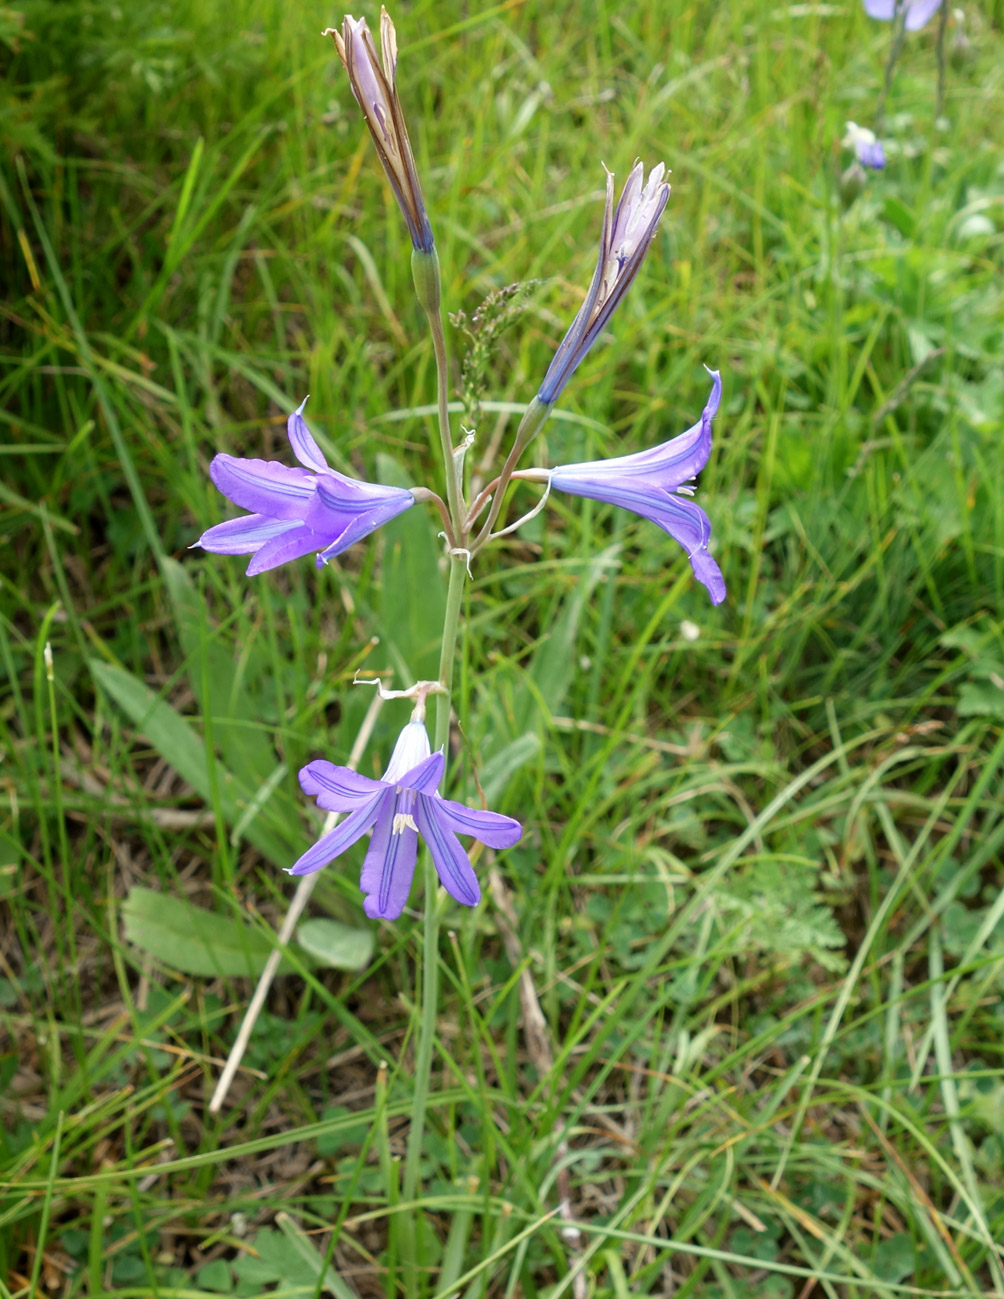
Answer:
top-left (538, 162), bottom-right (670, 405)
top-left (290, 719), bottom-right (523, 920)
top-left (549, 369), bottom-right (726, 605)
top-left (325, 9), bottom-right (435, 253)
top-left (195, 400), bottom-right (415, 574)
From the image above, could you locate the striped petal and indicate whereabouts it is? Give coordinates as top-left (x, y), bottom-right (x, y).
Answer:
top-left (299, 761), bottom-right (387, 811)
top-left (360, 791), bottom-right (419, 919)
top-left (209, 454), bottom-right (315, 520)
top-left (396, 751), bottom-right (445, 795)
top-left (246, 525), bottom-right (322, 575)
top-left (287, 399), bottom-right (329, 472)
top-left (428, 794), bottom-right (522, 849)
top-left (196, 514), bottom-right (297, 555)
top-left (287, 794), bottom-right (388, 877)
top-left (414, 796), bottom-right (480, 908)
top-left (552, 372), bottom-right (719, 490)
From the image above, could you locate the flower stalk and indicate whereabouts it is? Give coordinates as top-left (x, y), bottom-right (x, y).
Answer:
top-left (470, 396), bottom-right (552, 551)
top-left (413, 247), bottom-right (467, 536)
top-left (402, 549), bottom-right (469, 1209)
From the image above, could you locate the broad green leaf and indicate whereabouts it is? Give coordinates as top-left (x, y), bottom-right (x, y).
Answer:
top-left (275, 1213), bottom-right (361, 1299)
top-left (295, 918), bottom-right (373, 972)
top-left (195, 1259), bottom-right (232, 1291)
top-left (957, 680), bottom-right (1004, 718)
top-left (91, 659), bottom-right (208, 794)
top-left (89, 658), bottom-right (296, 866)
top-left (122, 886), bottom-right (293, 978)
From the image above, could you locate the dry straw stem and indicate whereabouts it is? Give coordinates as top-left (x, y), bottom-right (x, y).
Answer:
top-left (209, 688), bottom-right (385, 1113)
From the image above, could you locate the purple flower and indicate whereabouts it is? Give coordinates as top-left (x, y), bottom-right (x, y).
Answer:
top-left (862, 0), bottom-right (943, 31)
top-left (550, 369), bottom-right (726, 606)
top-left (843, 122), bottom-right (886, 170)
top-left (538, 162), bottom-right (670, 404)
top-left (196, 401), bottom-right (415, 575)
top-left (289, 720), bottom-right (523, 920)
top-left (325, 10), bottom-right (435, 253)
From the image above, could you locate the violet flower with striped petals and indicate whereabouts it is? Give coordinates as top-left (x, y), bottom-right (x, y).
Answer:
top-left (290, 720), bottom-right (522, 920)
top-left (196, 400), bottom-right (415, 575)
top-left (549, 369), bottom-right (725, 605)
top-left (843, 122), bottom-right (886, 170)
top-left (538, 162), bottom-right (670, 404)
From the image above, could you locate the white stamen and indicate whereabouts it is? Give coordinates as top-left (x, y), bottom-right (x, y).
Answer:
top-left (392, 812), bottom-right (418, 835)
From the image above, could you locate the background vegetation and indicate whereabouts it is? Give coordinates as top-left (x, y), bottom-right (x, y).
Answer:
top-left (2, 0), bottom-right (1004, 1294)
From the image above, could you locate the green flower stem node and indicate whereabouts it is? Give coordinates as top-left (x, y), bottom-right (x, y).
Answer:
top-left (516, 395), bottom-right (552, 455)
top-left (411, 246), bottom-right (442, 318)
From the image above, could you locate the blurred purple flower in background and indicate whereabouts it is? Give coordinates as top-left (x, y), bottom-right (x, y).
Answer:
top-left (862, 0), bottom-right (943, 31)
top-left (289, 720), bottom-right (523, 919)
top-left (326, 9), bottom-right (435, 252)
top-left (196, 401), bottom-right (415, 575)
top-left (843, 122), bottom-right (886, 169)
top-left (538, 162), bottom-right (670, 404)
top-left (549, 369), bottom-right (726, 605)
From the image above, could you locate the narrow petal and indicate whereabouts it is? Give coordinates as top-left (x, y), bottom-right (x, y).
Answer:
top-left (309, 470), bottom-right (415, 519)
top-left (552, 371), bottom-right (720, 491)
top-left (299, 760), bottom-right (387, 811)
top-left (287, 794), bottom-right (388, 876)
top-left (210, 454), bottom-right (315, 520)
top-left (690, 549), bottom-right (727, 607)
top-left (245, 524), bottom-right (321, 575)
top-left (619, 490), bottom-right (712, 551)
top-left (397, 751), bottom-right (445, 795)
top-left (904, 0), bottom-right (942, 29)
top-left (609, 161), bottom-right (645, 250)
top-left (573, 193), bottom-right (668, 349)
top-left (360, 792), bottom-right (419, 919)
top-left (287, 399), bottom-right (328, 472)
top-left (645, 495), bottom-right (725, 605)
top-left (379, 6), bottom-right (398, 83)
top-left (538, 164), bottom-right (669, 405)
top-left (304, 473), bottom-right (415, 561)
top-left (551, 471), bottom-right (725, 606)
top-left (414, 796), bottom-right (481, 908)
top-left (196, 514), bottom-right (297, 555)
top-left (428, 794), bottom-right (523, 849)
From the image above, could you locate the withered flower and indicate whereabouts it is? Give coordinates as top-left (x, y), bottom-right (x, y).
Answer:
top-left (326, 9), bottom-right (435, 252)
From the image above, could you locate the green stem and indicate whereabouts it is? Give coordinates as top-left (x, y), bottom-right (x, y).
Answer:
top-left (875, 3), bottom-right (907, 130)
top-left (402, 551), bottom-right (467, 1207)
top-left (413, 247), bottom-right (465, 532)
top-left (471, 395), bottom-right (552, 552)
